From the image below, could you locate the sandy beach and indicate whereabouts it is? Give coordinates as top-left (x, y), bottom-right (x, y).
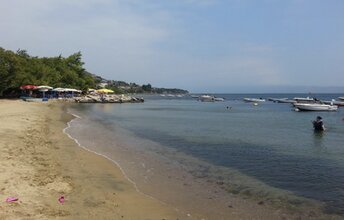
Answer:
top-left (0, 100), bottom-right (341, 220)
top-left (0, 100), bottom-right (184, 219)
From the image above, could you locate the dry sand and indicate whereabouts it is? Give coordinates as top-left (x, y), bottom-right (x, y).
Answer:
top-left (0, 100), bottom-right (340, 220)
top-left (0, 100), bottom-right (183, 219)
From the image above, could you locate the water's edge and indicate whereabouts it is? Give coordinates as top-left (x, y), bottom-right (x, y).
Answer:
top-left (61, 111), bottom-right (192, 217)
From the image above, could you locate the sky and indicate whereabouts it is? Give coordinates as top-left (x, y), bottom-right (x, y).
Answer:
top-left (1, 0), bottom-right (344, 93)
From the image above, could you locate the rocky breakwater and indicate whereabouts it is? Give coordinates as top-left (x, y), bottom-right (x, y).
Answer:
top-left (74, 94), bottom-right (144, 103)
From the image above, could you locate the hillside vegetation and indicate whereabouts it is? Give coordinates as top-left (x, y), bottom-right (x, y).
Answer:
top-left (0, 47), bottom-right (97, 97)
top-left (0, 47), bottom-right (188, 97)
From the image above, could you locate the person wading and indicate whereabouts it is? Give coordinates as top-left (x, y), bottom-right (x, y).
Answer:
top-left (313, 116), bottom-right (325, 132)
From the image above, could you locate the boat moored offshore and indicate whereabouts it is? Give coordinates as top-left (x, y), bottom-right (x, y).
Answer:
top-left (293, 97), bottom-right (315, 103)
top-left (322, 99), bottom-right (344, 107)
top-left (243, 98), bottom-right (266, 102)
top-left (294, 103), bottom-right (338, 111)
top-left (199, 95), bottom-right (215, 102)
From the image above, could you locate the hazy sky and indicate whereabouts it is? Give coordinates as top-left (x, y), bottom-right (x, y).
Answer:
top-left (1, 0), bottom-right (344, 92)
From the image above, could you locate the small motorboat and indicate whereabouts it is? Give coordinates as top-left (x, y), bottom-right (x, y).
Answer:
top-left (199, 95), bottom-right (215, 102)
top-left (294, 103), bottom-right (338, 111)
top-left (269, 98), bottom-right (295, 103)
top-left (322, 99), bottom-right (344, 107)
top-left (276, 99), bottom-right (295, 104)
top-left (243, 98), bottom-right (265, 102)
top-left (214, 97), bottom-right (225, 102)
top-left (338, 97), bottom-right (344, 101)
top-left (293, 97), bottom-right (315, 103)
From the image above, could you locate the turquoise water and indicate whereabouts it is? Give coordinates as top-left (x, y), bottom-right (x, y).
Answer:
top-left (68, 93), bottom-right (344, 216)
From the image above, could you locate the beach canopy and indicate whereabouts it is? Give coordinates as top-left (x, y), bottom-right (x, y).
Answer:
top-left (20, 85), bottom-right (37, 90)
top-left (52, 88), bottom-right (65, 92)
top-left (52, 88), bottom-right (82, 93)
top-left (37, 85), bottom-right (53, 90)
top-left (96, 89), bottom-right (114, 93)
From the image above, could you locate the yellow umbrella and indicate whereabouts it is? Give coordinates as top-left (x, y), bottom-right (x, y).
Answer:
top-left (96, 89), bottom-right (114, 93)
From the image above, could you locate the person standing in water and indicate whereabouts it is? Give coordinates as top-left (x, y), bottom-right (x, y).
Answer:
top-left (313, 116), bottom-right (325, 131)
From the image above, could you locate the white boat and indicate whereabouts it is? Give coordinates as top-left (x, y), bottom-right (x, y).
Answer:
top-left (214, 97), bottom-right (225, 101)
top-left (293, 97), bottom-right (315, 103)
top-left (322, 99), bottom-right (344, 107)
top-left (276, 99), bottom-right (295, 104)
top-left (243, 98), bottom-right (265, 102)
top-left (199, 95), bottom-right (215, 102)
top-left (294, 103), bottom-right (338, 111)
top-left (269, 98), bottom-right (295, 103)
top-left (338, 97), bottom-right (344, 101)
top-left (268, 97), bottom-right (283, 102)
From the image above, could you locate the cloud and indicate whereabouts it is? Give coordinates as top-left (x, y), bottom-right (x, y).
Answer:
top-left (0, 0), bottom-right (170, 56)
top-left (0, 0), bottom-right (285, 92)
top-left (2, 0), bottom-right (342, 92)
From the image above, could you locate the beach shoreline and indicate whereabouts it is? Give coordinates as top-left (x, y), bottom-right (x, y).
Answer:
top-left (65, 102), bottom-right (343, 220)
top-left (0, 99), bottom-right (341, 220)
top-left (0, 100), bottom-right (184, 219)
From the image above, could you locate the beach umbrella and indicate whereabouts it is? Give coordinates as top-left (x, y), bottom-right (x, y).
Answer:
top-left (96, 89), bottom-right (114, 93)
top-left (37, 86), bottom-right (52, 98)
top-left (20, 85), bottom-right (37, 90)
top-left (20, 85), bottom-right (38, 97)
top-left (37, 85), bottom-right (53, 90)
top-left (64, 88), bottom-right (79, 92)
top-left (52, 88), bottom-right (67, 92)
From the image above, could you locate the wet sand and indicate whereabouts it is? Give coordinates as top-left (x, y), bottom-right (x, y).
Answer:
top-left (0, 100), bottom-right (340, 220)
top-left (0, 100), bottom-right (183, 219)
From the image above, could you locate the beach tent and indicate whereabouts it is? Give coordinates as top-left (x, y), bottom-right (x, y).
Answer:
top-left (96, 89), bottom-right (114, 93)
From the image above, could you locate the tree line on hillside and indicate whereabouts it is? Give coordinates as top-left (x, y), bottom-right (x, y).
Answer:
top-left (0, 47), bottom-right (98, 97)
top-left (0, 47), bottom-right (188, 98)
top-left (105, 81), bottom-right (188, 94)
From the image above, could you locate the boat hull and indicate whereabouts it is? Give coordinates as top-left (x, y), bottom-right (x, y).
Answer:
top-left (243, 98), bottom-right (265, 102)
top-left (322, 100), bottom-right (344, 107)
top-left (294, 103), bottom-right (338, 111)
top-left (199, 95), bottom-right (215, 102)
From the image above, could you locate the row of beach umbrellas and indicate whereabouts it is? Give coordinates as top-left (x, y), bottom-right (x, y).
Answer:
top-left (20, 85), bottom-right (114, 94)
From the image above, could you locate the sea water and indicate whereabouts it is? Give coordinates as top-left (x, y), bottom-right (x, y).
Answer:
top-left (66, 93), bottom-right (344, 217)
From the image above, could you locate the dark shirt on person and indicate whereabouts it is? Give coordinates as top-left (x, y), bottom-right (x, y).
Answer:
top-left (313, 120), bottom-right (324, 131)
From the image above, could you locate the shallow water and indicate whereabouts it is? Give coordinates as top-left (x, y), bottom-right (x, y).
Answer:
top-left (66, 93), bottom-right (344, 216)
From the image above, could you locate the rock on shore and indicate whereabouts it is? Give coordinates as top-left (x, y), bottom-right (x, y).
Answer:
top-left (74, 94), bottom-right (144, 103)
